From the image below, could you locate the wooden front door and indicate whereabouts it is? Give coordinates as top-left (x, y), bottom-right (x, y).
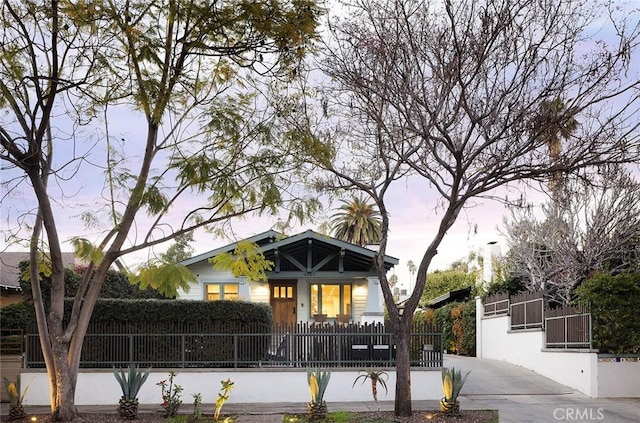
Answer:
top-left (270, 281), bottom-right (297, 327)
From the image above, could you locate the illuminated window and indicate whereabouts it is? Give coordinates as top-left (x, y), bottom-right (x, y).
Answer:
top-left (310, 283), bottom-right (352, 318)
top-left (205, 283), bottom-right (239, 300)
top-left (272, 285), bottom-right (294, 299)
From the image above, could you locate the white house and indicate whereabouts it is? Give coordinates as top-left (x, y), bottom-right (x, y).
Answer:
top-left (178, 230), bottom-right (399, 326)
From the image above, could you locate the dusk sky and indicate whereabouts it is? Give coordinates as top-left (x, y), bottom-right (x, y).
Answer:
top-left (2, 0), bottom-right (638, 291)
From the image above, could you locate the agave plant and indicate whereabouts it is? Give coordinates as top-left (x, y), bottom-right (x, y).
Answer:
top-left (306, 368), bottom-right (331, 422)
top-left (2, 376), bottom-right (30, 421)
top-left (113, 363), bottom-right (151, 420)
top-left (440, 366), bottom-right (471, 416)
top-left (352, 369), bottom-right (388, 412)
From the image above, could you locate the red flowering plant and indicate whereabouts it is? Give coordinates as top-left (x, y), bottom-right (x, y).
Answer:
top-left (156, 371), bottom-right (182, 417)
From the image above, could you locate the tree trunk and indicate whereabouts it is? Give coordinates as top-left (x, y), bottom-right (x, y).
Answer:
top-left (50, 332), bottom-right (77, 421)
top-left (393, 320), bottom-right (413, 416)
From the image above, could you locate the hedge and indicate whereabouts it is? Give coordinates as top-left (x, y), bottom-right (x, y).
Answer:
top-left (23, 299), bottom-right (274, 367)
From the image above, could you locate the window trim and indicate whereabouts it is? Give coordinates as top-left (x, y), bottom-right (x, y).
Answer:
top-left (204, 282), bottom-right (240, 301)
top-left (309, 282), bottom-right (352, 318)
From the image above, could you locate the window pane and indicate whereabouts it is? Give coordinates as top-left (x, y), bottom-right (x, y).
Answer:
top-left (206, 284), bottom-right (220, 301)
top-left (286, 286), bottom-right (293, 298)
top-left (343, 285), bottom-right (352, 314)
top-left (310, 284), bottom-right (319, 315)
top-left (224, 284), bottom-right (239, 300)
top-left (321, 284), bottom-right (340, 318)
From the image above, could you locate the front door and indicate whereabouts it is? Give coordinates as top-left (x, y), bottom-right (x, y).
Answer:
top-left (270, 280), bottom-right (297, 328)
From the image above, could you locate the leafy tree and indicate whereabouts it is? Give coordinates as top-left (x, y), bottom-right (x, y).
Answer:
top-left (330, 196), bottom-right (382, 246)
top-left (574, 272), bottom-right (640, 354)
top-left (159, 232), bottom-right (195, 264)
top-left (0, 0), bottom-right (322, 419)
top-left (303, 0), bottom-right (640, 416)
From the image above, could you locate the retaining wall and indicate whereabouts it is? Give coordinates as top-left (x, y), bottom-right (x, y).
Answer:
top-left (476, 297), bottom-right (639, 398)
top-left (21, 368), bottom-right (441, 406)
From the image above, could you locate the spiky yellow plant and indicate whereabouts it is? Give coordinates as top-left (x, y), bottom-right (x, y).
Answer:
top-left (439, 367), bottom-right (470, 416)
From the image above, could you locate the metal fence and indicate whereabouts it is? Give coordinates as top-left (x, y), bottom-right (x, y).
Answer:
top-left (545, 304), bottom-right (592, 349)
top-left (483, 292), bottom-right (509, 316)
top-left (24, 322), bottom-right (443, 369)
top-left (510, 291), bottom-right (544, 330)
top-left (482, 291), bottom-right (593, 349)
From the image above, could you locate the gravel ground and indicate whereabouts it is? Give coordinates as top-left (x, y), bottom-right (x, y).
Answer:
top-left (1, 409), bottom-right (498, 422)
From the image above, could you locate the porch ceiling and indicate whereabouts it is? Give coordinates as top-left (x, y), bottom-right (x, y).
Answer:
top-left (262, 231), bottom-right (395, 276)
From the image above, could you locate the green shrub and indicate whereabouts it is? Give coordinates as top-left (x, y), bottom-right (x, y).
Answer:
top-left (482, 276), bottom-right (527, 298)
top-left (19, 263), bottom-right (167, 305)
top-left (25, 299), bottom-right (273, 367)
top-left (434, 303), bottom-right (455, 353)
top-left (574, 272), bottom-right (640, 354)
top-left (0, 302), bottom-right (34, 332)
top-left (460, 302), bottom-right (476, 356)
top-left (432, 301), bottom-right (475, 356)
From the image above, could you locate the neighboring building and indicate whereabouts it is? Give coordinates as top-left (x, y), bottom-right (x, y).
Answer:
top-left (179, 230), bottom-right (399, 326)
top-left (0, 251), bottom-right (78, 306)
top-left (427, 286), bottom-right (473, 309)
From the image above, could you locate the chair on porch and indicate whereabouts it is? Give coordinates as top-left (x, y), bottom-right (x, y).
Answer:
top-left (264, 333), bottom-right (289, 363)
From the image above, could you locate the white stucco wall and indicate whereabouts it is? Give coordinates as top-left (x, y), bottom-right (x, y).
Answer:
top-left (597, 358), bottom-right (640, 398)
top-left (21, 368), bottom-right (441, 406)
top-left (477, 297), bottom-right (639, 398)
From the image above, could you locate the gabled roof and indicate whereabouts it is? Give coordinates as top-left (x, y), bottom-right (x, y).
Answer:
top-left (180, 229), bottom-right (399, 270)
top-left (180, 230), bottom-right (281, 267)
top-left (0, 251), bottom-right (77, 290)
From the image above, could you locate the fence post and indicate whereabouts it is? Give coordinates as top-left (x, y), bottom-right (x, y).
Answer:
top-left (234, 335), bottom-right (238, 368)
top-left (181, 334), bottom-right (186, 367)
top-left (129, 334), bottom-right (134, 363)
top-left (23, 334), bottom-right (29, 368)
top-left (475, 296), bottom-right (483, 358)
top-left (337, 332), bottom-right (342, 367)
top-left (588, 308), bottom-right (593, 350)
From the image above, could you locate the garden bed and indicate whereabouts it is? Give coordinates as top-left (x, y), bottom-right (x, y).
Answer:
top-left (2, 409), bottom-right (498, 423)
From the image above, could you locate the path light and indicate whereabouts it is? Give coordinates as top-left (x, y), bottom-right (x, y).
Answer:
top-left (30, 417), bottom-right (37, 422)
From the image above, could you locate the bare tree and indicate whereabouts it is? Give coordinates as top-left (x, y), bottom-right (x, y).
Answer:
top-left (306, 0), bottom-right (640, 416)
top-left (0, 0), bottom-right (322, 420)
top-left (503, 166), bottom-right (640, 303)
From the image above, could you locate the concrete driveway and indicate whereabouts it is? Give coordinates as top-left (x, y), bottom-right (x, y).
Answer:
top-left (444, 354), bottom-right (640, 423)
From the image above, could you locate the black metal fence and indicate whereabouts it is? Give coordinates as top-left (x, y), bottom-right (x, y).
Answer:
top-left (24, 322), bottom-right (443, 369)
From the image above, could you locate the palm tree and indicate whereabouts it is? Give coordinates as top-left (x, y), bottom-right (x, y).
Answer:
top-left (330, 197), bottom-right (382, 247)
top-left (535, 98), bottom-right (578, 202)
top-left (406, 260), bottom-right (416, 292)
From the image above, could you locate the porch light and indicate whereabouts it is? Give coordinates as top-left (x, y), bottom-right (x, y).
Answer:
top-left (238, 276), bottom-right (247, 285)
